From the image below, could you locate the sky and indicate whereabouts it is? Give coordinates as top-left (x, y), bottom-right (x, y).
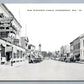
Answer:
top-left (5, 4), bottom-right (84, 52)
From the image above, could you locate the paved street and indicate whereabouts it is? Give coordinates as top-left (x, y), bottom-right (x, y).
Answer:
top-left (0, 60), bottom-right (84, 80)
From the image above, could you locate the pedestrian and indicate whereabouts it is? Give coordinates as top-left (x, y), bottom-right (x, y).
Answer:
top-left (11, 60), bottom-right (13, 66)
top-left (28, 54), bottom-right (31, 63)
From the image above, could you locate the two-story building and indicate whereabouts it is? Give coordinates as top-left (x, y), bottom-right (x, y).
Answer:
top-left (70, 34), bottom-right (84, 61)
top-left (0, 4), bottom-right (28, 64)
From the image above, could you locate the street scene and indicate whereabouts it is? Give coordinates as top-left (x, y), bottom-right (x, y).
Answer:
top-left (0, 3), bottom-right (84, 80)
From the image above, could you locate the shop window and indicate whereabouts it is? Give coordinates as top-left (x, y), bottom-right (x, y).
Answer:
top-left (20, 51), bottom-right (22, 58)
top-left (17, 50), bottom-right (19, 58)
top-left (14, 53), bottom-right (16, 58)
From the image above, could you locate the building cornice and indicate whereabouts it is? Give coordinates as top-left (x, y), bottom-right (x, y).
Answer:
top-left (70, 36), bottom-right (80, 44)
top-left (0, 3), bottom-right (22, 28)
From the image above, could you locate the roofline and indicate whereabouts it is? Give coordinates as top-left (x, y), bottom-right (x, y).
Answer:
top-left (1, 3), bottom-right (22, 28)
top-left (80, 33), bottom-right (84, 39)
top-left (70, 36), bottom-right (80, 44)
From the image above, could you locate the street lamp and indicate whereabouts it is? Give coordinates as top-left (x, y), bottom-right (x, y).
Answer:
top-left (9, 32), bottom-right (15, 66)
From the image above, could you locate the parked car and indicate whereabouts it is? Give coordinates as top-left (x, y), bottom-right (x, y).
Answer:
top-left (58, 56), bottom-right (66, 62)
top-left (65, 57), bottom-right (76, 63)
top-left (28, 51), bottom-right (43, 63)
top-left (55, 57), bottom-right (59, 61)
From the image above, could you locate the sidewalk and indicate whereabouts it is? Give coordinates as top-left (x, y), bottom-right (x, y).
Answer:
top-left (0, 60), bottom-right (29, 68)
top-left (76, 60), bottom-right (84, 64)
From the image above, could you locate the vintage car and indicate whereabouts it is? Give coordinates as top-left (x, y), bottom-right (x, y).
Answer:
top-left (58, 56), bottom-right (66, 62)
top-left (28, 51), bottom-right (43, 63)
top-left (65, 56), bottom-right (76, 63)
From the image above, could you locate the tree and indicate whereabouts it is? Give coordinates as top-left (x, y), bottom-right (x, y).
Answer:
top-left (41, 51), bottom-right (48, 58)
top-left (60, 45), bottom-right (70, 57)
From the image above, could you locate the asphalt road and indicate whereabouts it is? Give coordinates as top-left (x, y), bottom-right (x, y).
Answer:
top-left (0, 60), bottom-right (84, 81)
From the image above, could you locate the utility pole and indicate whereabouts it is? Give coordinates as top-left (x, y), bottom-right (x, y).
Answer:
top-left (11, 20), bottom-right (14, 66)
top-left (19, 9), bottom-right (21, 23)
top-left (25, 24), bottom-right (27, 37)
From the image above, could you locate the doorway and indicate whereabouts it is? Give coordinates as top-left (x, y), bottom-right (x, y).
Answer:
top-left (6, 52), bottom-right (11, 61)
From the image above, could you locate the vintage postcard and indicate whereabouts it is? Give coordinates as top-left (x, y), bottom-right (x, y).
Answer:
top-left (0, 3), bottom-right (84, 81)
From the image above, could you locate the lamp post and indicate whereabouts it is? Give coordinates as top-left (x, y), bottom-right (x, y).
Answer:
top-left (11, 35), bottom-right (13, 66)
top-left (11, 46), bottom-right (13, 66)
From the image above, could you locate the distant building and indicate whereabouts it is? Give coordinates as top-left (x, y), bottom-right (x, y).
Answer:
top-left (70, 34), bottom-right (84, 61)
top-left (41, 51), bottom-right (48, 58)
top-left (21, 37), bottom-right (29, 49)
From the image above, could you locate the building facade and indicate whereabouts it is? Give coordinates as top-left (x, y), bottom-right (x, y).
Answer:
top-left (70, 34), bottom-right (84, 61)
top-left (80, 34), bottom-right (84, 60)
top-left (0, 4), bottom-right (29, 64)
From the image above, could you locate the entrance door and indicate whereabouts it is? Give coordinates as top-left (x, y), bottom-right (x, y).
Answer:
top-left (6, 52), bottom-right (11, 61)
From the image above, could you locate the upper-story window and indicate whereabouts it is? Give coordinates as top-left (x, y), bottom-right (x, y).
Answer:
top-left (74, 45), bottom-right (76, 50)
top-left (78, 43), bottom-right (80, 49)
top-left (83, 40), bottom-right (84, 47)
top-left (0, 27), bottom-right (4, 29)
top-left (26, 43), bottom-right (27, 46)
top-left (73, 43), bottom-right (80, 50)
top-left (70, 46), bottom-right (73, 52)
top-left (6, 27), bottom-right (9, 29)
top-left (0, 13), bottom-right (4, 18)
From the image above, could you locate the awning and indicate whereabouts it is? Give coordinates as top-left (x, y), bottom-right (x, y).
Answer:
top-left (1, 44), bottom-right (6, 47)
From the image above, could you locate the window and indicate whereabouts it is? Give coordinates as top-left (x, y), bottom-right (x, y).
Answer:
top-left (20, 51), bottom-right (22, 58)
top-left (17, 50), bottom-right (19, 58)
top-left (0, 13), bottom-right (4, 18)
top-left (26, 43), bottom-right (27, 46)
top-left (0, 32), bottom-right (8, 38)
top-left (6, 27), bottom-right (9, 29)
top-left (14, 53), bottom-right (16, 58)
top-left (78, 43), bottom-right (80, 49)
top-left (83, 40), bottom-right (84, 47)
top-left (0, 23), bottom-right (4, 25)
top-left (0, 15), bottom-right (2, 18)
top-left (73, 43), bottom-right (80, 50)
top-left (0, 27), bottom-right (4, 29)
top-left (28, 45), bottom-right (31, 49)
